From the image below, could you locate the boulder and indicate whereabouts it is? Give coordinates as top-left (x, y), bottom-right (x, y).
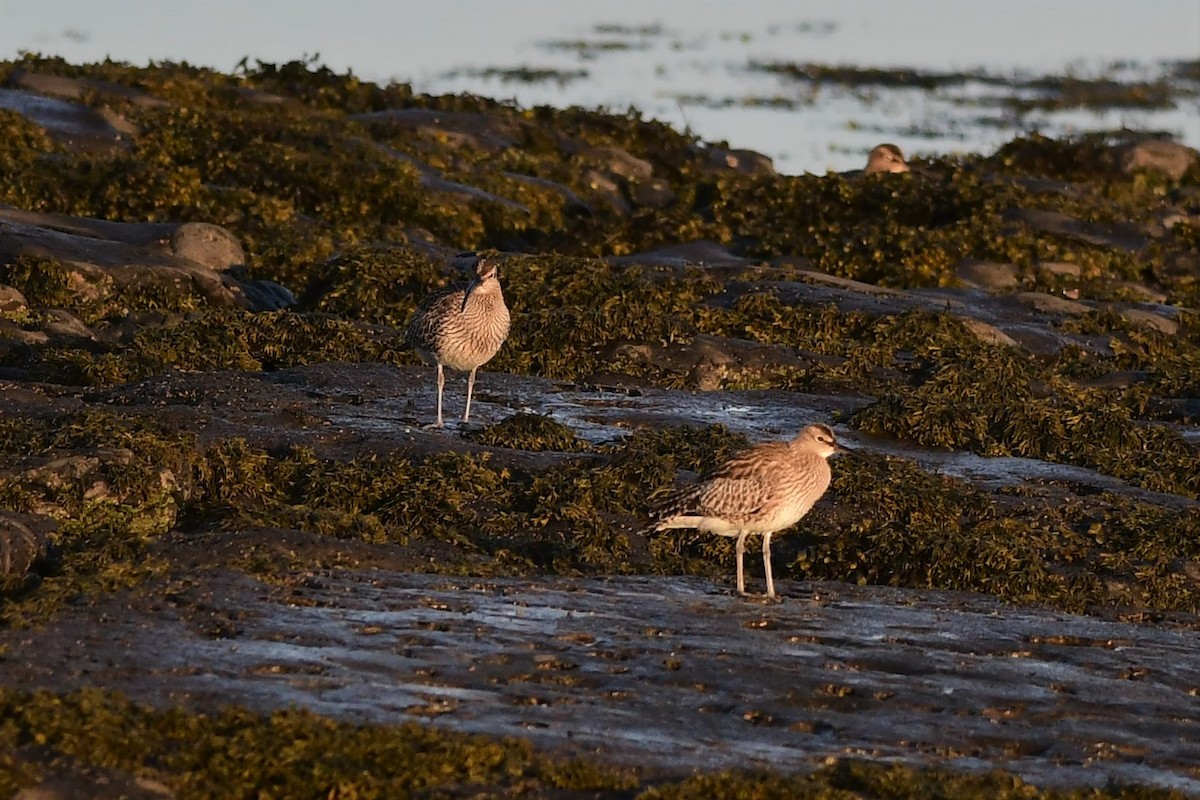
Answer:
top-left (0, 510), bottom-right (56, 580)
top-left (954, 259), bottom-right (1021, 290)
top-left (701, 145), bottom-right (776, 175)
top-left (0, 285), bottom-right (28, 314)
top-left (1116, 139), bottom-right (1199, 181)
top-left (168, 222), bottom-right (246, 272)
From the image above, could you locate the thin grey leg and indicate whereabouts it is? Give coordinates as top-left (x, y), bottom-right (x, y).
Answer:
top-left (463, 367), bottom-right (477, 422)
top-left (762, 532), bottom-right (775, 598)
top-left (435, 364), bottom-right (445, 427)
top-left (735, 531), bottom-right (748, 595)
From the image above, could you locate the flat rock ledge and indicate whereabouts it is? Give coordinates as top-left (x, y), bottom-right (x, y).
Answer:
top-left (5, 567), bottom-right (1199, 794)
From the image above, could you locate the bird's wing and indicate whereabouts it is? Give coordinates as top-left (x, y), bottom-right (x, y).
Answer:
top-left (691, 475), bottom-right (774, 524)
top-left (404, 285), bottom-right (463, 348)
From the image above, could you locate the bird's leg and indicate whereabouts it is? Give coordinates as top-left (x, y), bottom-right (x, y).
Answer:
top-left (735, 531), bottom-right (748, 595)
top-left (463, 367), bottom-right (477, 423)
top-left (435, 364), bottom-right (445, 428)
top-left (762, 532), bottom-right (775, 599)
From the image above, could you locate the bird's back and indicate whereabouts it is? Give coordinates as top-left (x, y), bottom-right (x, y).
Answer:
top-left (652, 441), bottom-right (830, 533)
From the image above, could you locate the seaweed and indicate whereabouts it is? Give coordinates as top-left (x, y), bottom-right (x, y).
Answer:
top-left (2, 687), bottom-right (1180, 799)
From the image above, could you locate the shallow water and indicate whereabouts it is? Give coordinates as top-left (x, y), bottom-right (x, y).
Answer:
top-left (2, 0), bottom-right (1197, 172)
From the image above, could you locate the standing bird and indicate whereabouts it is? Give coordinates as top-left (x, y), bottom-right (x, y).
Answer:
top-left (404, 255), bottom-right (511, 427)
top-left (650, 424), bottom-right (846, 599)
top-left (863, 143), bottom-right (911, 175)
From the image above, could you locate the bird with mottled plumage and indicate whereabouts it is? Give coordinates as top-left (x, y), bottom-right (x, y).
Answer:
top-left (404, 256), bottom-right (510, 427)
top-left (864, 143), bottom-right (910, 175)
top-left (650, 424), bottom-right (846, 599)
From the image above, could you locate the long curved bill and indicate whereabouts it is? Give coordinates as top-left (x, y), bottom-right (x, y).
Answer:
top-left (461, 277), bottom-right (481, 313)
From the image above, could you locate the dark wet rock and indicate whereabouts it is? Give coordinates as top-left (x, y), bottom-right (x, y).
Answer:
top-left (0, 206), bottom-right (176, 248)
top-left (1003, 207), bottom-right (1149, 251)
top-left (582, 168), bottom-right (631, 214)
top-left (1004, 291), bottom-right (1091, 317)
top-left (700, 145), bottom-right (776, 175)
top-left (0, 320), bottom-right (48, 346)
top-left (630, 176), bottom-right (675, 208)
top-left (8, 68), bottom-right (170, 109)
top-left (954, 259), bottom-right (1020, 290)
top-left (1146, 397), bottom-right (1200, 423)
top-left (0, 284), bottom-right (28, 314)
top-left (350, 108), bottom-right (529, 152)
top-left (0, 510), bottom-right (55, 580)
top-left (580, 145), bottom-right (675, 208)
top-left (603, 333), bottom-right (840, 390)
top-left (503, 171), bottom-right (593, 214)
top-left (612, 240), bottom-right (755, 270)
top-left (957, 317), bottom-right (1018, 347)
top-left (235, 278), bottom-right (296, 311)
top-left (0, 220), bottom-right (238, 307)
top-left (40, 309), bottom-right (94, 340)
top-left (1035, 261), bottom-right (1082, 279)
top-left (0, 88), bottom-right (134, 155)
top-left (1084, 370), bottom-right (1151, 389)
top-left (1117, 307), bottom-right (1180, 335)
top-left (586, 145), bottom-right (653, 182)
top-left (1117, 138), bottom-right (1200, 181)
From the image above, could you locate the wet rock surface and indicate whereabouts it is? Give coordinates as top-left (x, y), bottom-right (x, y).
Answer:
top-left (7, 568), bottom-right (1200, 793)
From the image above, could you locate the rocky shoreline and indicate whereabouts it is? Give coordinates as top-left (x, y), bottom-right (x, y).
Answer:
top-left (1, 56), bottom-right (1199, 798)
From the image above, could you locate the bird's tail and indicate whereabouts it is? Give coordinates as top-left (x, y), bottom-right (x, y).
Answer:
top-left (646, 485), bottom-right (704, 532)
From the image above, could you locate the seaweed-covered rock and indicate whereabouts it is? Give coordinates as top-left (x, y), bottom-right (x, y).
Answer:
top-left (3, 448), bottom-right (185, 532)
